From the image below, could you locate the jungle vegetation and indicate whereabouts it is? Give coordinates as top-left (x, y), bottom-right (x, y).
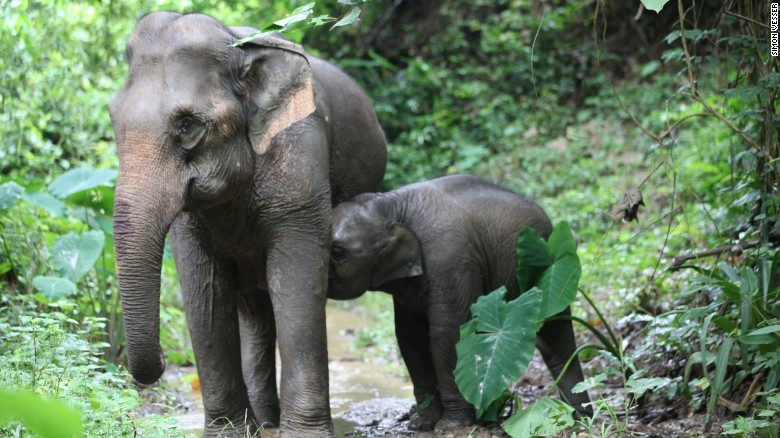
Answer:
top-left (0, 0), bottom-right (778, 436)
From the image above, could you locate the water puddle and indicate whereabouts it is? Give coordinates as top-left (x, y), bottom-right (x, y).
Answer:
top-left (164, 302), bottom-right (414, 436)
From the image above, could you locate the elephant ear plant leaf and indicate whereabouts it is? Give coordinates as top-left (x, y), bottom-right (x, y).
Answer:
top-left (0, 181), bottom-right (24, 211)
top-left (517, 221), bottom-right (581, 320)
top-left (47, 167), bottom-right (117, 199)
top-left (50, 230), bottom-right (105, 282)
top-left (454, 287), bottom-right (542, 411)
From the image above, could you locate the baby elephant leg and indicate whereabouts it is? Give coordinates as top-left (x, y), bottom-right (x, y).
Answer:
top-left (393, 300), bottom-right (442, 431)
top-left (428, 303), bottom-right (477, 431)
top-left (536, 307), bottom-right (592, 415)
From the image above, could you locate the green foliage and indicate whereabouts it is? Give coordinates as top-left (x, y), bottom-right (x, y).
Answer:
top-left (232, 1), bottom-right (366, 46)
top-left (640, 0), bottom-right (670, 13)
top-left (501, 397), bottom-right (574, 438)
top-left (454, 287), bottom-right (541, 411)
top-left (0, 389), bottom-right (83, 438)
top-left (0, 305), bottom-right (184, 437)
top-left (516, 222), bottom-right (581, 319)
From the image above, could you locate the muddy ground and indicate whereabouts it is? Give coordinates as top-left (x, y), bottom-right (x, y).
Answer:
top-left (137, 304), bottom-right (725, 437)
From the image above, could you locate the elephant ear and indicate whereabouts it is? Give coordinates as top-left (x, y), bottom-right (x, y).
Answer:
top-left (371, 223), bottom-right (424, 288)
top-left (238, 35), bottom-right (316, 155)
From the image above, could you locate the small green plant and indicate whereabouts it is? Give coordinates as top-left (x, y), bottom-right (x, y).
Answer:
top-left (0, 304), bottom-right (185, 437)
top-left (454, 222), bottom-right (591, 437)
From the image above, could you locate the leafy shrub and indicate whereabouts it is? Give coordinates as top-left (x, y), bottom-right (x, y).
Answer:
top-left (0, 304), bottom-right (184, 437)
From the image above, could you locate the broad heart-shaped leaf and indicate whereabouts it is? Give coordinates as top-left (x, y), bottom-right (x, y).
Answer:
top-left (502, 397), bottom-right (574, 438)
top-left (516, 226), bottom-right (553, 292)
top-left (536, 222), bottom-right (581, 319)
top-left (47, 167), bottom-right (117, 199)
top-left (454, 287), bottom-right (542, 411)
top-left (32, 276), bottom-right (77, 301)
top-left (0, 181), bottom-right (24, 210)
top-left (641, 0), bottom-right (670, 13)
top-left (50, 231), bottom-right (105, 282)
top-left (22, 191), bottom-right (67, 217)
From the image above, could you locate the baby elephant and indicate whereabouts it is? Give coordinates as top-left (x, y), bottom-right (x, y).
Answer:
top-left (328, 174), bottom-right (590, 431)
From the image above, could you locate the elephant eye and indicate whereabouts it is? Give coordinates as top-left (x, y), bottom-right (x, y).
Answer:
top-left (330, 246), bottom-right (346, 263)
top-left (179, 117), bottom-right (193, 134)
top-left (176, 116), bottom-right (206, 150)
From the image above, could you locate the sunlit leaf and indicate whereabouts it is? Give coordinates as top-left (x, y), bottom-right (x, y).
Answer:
top-left (48, 167), bottom-right (117, 199)
top-left (50, 230), bottom-right (105, 282)
top-left (331, 6), bottom-right (360, 29)
top-left (0, 389), bottom-right (83, 438)
top-left (454, 287), bottom-right (541, 410)
top-left (274, 2), bottom-right (314, 27)
top-left (32, 276), bottom-right (77, 301)
top-left (502, 397), bottom-right (574, 438)
top-left (625, 377), bottom-right (669, 398)
top-left (22, 191), bottom-right (67, 216)
top-left (641, 0), bottom-right (670, 13)
top-left (0, 181), bottom-right (24, 210)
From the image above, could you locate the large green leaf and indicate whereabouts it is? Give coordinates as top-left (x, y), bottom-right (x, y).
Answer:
top-left (502, 397), bottom-right (574, 438)
top-left (22, 191), bottom-right (67, 217)
top-left (515, 227), bottom-right (552, 292)
top-left (536, 222), bottom-right (580, 319)
top-left (454, 287), bottom-right (542, 410)
top-left (0, 181), bottom-right (24, 210)
top-left (50, 230), bottom-right (105, 282)
top-left (32, 276), bottom-right (77, 301)
top-left (47, 167), bottom-right (117, 199)
top-left (0, 389), bottom-right (83, 438)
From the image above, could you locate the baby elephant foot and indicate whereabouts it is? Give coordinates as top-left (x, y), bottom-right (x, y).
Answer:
top-left (434, 410), bottom-right (476, 431)
top-left (407, 399), bottom-right (443, 431)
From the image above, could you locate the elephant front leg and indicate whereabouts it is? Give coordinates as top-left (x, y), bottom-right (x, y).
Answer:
top-left (171, 228), bottom-right (257, 437)
top-left (238, 288), bottom-right (280, 428)
top-left (428, 301), bottom-right (477, 431)
top-left (266, 234), bottom-right (333, 436)
top-left (393, 299), bottom-right (442, 431)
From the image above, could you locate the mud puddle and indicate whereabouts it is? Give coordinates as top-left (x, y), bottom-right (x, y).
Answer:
top-left (162, 303), bottom-right (415, 437)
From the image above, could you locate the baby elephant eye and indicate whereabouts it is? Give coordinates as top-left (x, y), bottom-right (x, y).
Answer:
top-left (330, 246), bottom-right (346, 263)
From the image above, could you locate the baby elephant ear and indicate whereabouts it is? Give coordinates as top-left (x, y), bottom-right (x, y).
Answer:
top-left (238, 36), bottom-right (316, 155)
top-left (371, 223), bottom-right (423, 288)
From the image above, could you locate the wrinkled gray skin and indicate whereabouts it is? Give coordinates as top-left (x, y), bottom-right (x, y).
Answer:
top-left (109, 12), bottom-right (386, 437)
top-left (328, 175), bottom-right (591, 431)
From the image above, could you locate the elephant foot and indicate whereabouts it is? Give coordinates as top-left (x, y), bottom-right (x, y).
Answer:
top-left (278, 416), bottom-right (334, 438)
top-left (203, 414), bottom-right (259, 438)
top-left (433, 410), bottom-right (476, 432)
top-left (253, 402), bottom-right (281, 429)
top-left (407, 399), bottom-right (443, 431)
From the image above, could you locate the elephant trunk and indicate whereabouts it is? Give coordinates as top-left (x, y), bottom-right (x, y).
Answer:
top-left (113, 164), bottom-right (183, 385)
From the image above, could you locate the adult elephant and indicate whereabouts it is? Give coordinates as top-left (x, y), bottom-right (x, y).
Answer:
top-left (108, 12), bottom-right (387, 437)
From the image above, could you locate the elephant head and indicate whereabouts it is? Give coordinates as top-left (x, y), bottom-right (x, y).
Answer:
top-left (109, 12), bottom-right (316, 384)
top-left (328, 199), bottom-right (423, 300)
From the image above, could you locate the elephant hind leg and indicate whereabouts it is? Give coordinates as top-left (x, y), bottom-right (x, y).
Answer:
top-left (238, 287), bottom-right (280, 428)
top-left (536, 307), bottom-right (592, 416)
